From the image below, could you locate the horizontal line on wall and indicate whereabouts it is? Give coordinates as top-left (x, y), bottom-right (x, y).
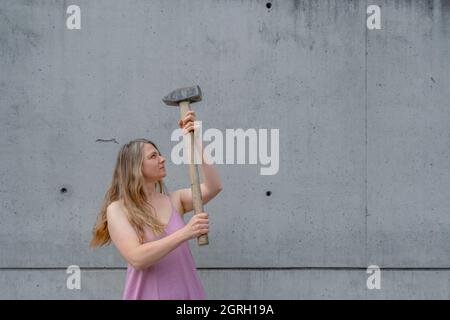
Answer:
top-left (203, 267), bottom-right (450, 271)
top-left (1, 267), bottom-right (450, 271)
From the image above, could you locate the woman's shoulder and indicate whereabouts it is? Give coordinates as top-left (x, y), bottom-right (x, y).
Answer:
top-left (108, 198), bottom-right (124, 208)
top-left (107, 199), bottom-right (127, 217)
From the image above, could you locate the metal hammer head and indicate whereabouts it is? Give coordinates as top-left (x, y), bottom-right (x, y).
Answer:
top-left (162, 85), bottom-right (202, 106)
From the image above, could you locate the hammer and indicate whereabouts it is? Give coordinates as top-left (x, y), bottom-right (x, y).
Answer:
top-left (163, 85), bottom-right (209, 246)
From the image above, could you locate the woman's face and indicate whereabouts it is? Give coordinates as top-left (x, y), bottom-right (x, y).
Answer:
top-left (141, 143), bottom-right (166, 182)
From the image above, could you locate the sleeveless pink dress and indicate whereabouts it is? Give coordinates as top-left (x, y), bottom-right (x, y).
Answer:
top-left (122, 196), bottom-right (206, 300)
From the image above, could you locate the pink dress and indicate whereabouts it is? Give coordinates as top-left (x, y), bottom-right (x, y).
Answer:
top-left (122, 196), bottom-right (206, 300)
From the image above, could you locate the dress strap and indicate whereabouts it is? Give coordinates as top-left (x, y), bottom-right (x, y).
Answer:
top-left (167, 193), bottom-right (181, 215)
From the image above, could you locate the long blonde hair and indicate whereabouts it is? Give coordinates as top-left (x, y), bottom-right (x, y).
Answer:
top-left (90, 138), bottom-right (168, 247)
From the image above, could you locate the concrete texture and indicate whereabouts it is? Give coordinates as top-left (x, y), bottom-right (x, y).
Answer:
top-left (366, 0), bottom-right (450, 268)
top-left (0, 0), bottom-right (449, 299)
top-left (1, 269), bottom-right (449, 299)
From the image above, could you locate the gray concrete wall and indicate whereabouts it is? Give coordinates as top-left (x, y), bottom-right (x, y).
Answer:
top-left (0, 0), bottom-right (449, 299)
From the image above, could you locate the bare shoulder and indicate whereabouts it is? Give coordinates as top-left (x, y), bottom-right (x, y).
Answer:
top-left (106, 200), bottom-right (127, 220)
top-left (168, 190), bottom-right (185, 216)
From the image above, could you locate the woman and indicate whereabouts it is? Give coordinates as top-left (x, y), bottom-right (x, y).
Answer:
top-left (90, 111), bottom-right (222, 300)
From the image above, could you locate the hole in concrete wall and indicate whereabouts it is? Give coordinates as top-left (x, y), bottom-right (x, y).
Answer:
top-left (266, 191), bottom-right (272, 196)
top-left (266, 2), bottom-right (272, 9)
top-left (57, 184), bottom-right (72, 200)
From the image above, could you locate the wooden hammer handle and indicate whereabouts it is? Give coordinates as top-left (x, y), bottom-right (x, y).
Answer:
top-left (179, 101), bottom-right (209, 246)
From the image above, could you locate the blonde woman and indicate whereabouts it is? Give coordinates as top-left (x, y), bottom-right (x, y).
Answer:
top-left (90, 111), bottom-right (222, 299)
